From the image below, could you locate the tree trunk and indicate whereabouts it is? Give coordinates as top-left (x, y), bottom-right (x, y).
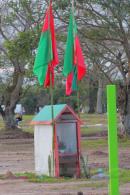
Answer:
top-left (3, 109), bottom-right (17, 130)
top-left (88, 99), bottom-right (95, 113)
top-left (118, 84), bottom-right (130, 136)
top-left (0, 73), bottom-right (24, 131)
top-left (88, 79), bottom-right (97, 113)
top-left (96, 78), bottom-right (103, 114)
top-left (124, 86), bottom-right (130, 136)
top-left (122, 60), bottom-right (130, 136)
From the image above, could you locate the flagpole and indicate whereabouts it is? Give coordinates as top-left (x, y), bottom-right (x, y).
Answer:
top-left (48, 0), bottom-right (55, 176)
top-left (72, 0), bottom-right (80, 117)
top-left (50, 64), bottom-right (55, 176)
top-left (48, 0), bottom-right (54, 122)
top-left (77, 80), bottom-right (80, 117)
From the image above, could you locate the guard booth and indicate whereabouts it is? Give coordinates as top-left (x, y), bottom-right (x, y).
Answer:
top-left (31, 104), bottom-right (81, 177)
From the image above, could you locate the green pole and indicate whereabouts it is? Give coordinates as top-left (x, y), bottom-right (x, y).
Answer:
top-left (107, 85), bottom-right (119, 195)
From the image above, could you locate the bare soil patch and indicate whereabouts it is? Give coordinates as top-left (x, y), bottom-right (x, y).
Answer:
top-left (0, 130), bottom-right (33, 139)
top-left (0, 179), bottom-right (130, 195)
top-left (0, 138), bottom-right (130, 195)
top-left (0, 139), bottom-right (34, 174)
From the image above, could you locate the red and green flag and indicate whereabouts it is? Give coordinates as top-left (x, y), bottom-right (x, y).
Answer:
top-left (33, 3), bottom-right (59, 87)
top-left (63, 12), bottom-right (87, 95)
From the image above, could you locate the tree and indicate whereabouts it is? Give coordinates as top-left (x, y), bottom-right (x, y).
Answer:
top-left (0, 0), bottom-right (46, 130)
top-left (81, 0), bottom-right (130, 135)
top-left (55, 0), bottom-right (130, 135)
top-left (1, 0), bottom-right (130, 136)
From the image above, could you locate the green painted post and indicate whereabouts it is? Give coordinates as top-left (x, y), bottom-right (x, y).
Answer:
top-left (107, 85), bottom-right (119, 195)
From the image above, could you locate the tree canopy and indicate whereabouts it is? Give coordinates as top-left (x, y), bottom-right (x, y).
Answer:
top-left (0, 0), bottom-right (130, 134)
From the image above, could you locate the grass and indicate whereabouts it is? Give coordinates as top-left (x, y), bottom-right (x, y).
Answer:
top-left (14, 168), bottom-right (130, 185)
top-left (0, 116), bottom-right (4, 129)
top-left (119, 169), bottom-right (130, 184)
top-left (104, 168), bottom-right (130, 184)
top-left (81, 126), bottom-right (105, 136)
top-left (77, 113), bottom-right (107, 137)
top-left (81, 138), bottom-right (108, 149)
top-left (21, 115), bottom-right (34, 133)
top-left (0, 115), bottom-right (34, 133)
top-left (119, 139), bottom-right (130, 147)
top-left (80, 113), bottom-right (107, 125)
top-left (0, 113), bottom-right (107, 135)
top-left (81, 138), bottom-right (130, 149)
top-left (15, 172), bottom-right (84, 183)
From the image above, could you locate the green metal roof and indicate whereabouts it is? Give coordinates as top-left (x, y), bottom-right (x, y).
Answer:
top-left (31, 104), bottom-right (67, 124)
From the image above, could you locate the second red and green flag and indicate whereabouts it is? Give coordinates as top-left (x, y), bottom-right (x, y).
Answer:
top-left (63, 12), bottom-right (87, 95)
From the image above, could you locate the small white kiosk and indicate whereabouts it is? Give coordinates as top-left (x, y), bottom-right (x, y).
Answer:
top-left (31, 104), bottom-right (81, 177)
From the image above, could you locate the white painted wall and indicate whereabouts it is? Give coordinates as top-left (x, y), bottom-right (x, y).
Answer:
top-left (34, 125), bottom-right (53, 176)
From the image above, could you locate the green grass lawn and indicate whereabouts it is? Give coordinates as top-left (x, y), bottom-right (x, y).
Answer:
top-left (81, 126), bottom-right (106, 136)
top-left (0, 113), bottom-right (126, 138)
top-left (0, 115), bottom-right (34, 133)
top-left (80, 113), bottom-right (107, 125)
top-left (0, 116), bottom-right (4, 129)
top-left (81, 138), bottom-right (108, 149)
top-left (81, 113), bottom-right (107, 136)
top-left (0, 113), bottom-right (108, 134)
top-left (21, 115), bottom-right (34, 133)
top-left (81, 137), bottom-right (130, 149)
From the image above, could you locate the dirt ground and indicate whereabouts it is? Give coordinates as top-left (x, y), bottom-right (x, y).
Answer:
top-left (0, 139), bottom-right (34, 174)
top-left (0, 138), bottom-right (130, 195)
top-left (0, 179), bottom-right (130, 195)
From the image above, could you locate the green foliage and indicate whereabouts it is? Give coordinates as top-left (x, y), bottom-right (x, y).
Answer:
top-left (53, 80), bottom-right (84, 111)
top-left (21, 92), bottom-right (37, 114)
top-left (21, 86), bottom-right (49, 114)
top-left (4, 31), bottom-right (35, 61)
top-left (80, 154), bottom-right (90, 178)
